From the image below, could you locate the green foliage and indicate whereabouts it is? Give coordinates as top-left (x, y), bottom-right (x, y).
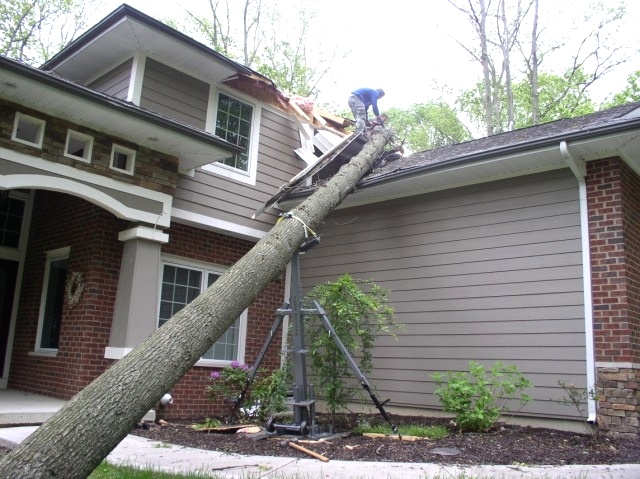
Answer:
top-left (605, 71), bottom-right (640, 107)
top-left (206, 361), bottom-right (289, 423)
top-left (89, 462), bottom-right (218, 478)
top-left (458, 69), bottom-right (597, 133)
top-left (555, 380), bottom-right (599, 437)
top-left (385, 102), bottom-right (472, 152)
top-left (191, 417), bottom-right (222, 430)
top-left (305, 274), bottom-right (401, 422)
top-left (1, 0), bottom-right (96, 64)
top-left (433, 361), bottom-right (533, 432)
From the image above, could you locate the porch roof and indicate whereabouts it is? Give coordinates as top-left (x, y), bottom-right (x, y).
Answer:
top-left (0, 55), bottom-right (241, 171)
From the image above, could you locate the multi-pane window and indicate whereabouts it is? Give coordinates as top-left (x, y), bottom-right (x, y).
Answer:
top-left (159, 263), bottom-right (242, 362)
top-left (0, 196), bottom-right (25, 248)
top-left (215, 93), bottom-right (253, 172)
top-left (36, 248), bottom-right (69, 351)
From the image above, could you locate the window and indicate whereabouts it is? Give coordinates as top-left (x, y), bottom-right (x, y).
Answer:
top-left (36, 247), bottom-right (69, 352)
top-left (110, 144), bottom-right (136, 174)
top-left (159, 262), bottom-right (245, 363)
top-left (12, 112), bottom-right (45, 148)
top-left (0, 195), bottom-right (25, 248)
top-left (215, 93), bottom-right (253, 172)
top-left (64, 130), bottom-right (94, 162)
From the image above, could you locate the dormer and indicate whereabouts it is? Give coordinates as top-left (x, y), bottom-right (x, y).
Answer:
top-left (40, 5), bottom-right (352, 180)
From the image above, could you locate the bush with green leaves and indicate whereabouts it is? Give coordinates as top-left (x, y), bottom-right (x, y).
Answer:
top-left (206, 361), bottom-right (289, 423)
top-left (432, 361), bottom-right (533, 432)
top-left (305, 274), bottom-right (402, 426)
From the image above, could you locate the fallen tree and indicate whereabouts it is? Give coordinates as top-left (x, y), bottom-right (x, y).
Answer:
top-left (0, 129), bottom-right (393, 478)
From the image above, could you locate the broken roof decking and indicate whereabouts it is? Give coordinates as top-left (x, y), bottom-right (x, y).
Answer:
top-left (276, 102), bottom-right (640, 210)
top-left (253, 131), bottom-right (368, 218)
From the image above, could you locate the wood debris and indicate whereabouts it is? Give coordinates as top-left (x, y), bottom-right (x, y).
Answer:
top-left (288, 441), bottom-right (330, 462)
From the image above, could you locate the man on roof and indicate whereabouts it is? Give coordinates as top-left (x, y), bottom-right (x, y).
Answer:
top-left (348, 87), bottom-right (385, 132)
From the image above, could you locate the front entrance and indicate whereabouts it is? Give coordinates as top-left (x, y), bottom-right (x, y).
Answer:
top-left (0, 259), bottom-right (18, 382)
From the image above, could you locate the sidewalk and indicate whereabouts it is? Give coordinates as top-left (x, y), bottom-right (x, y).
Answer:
top-left (1, 425), bottom-right (639, 478)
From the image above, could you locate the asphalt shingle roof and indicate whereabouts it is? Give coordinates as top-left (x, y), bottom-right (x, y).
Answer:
top-left (367, 101), bottom-right (640, 182)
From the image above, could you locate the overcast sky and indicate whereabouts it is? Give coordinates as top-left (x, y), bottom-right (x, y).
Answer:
top-left (97, 1), bottom-right (640, 111)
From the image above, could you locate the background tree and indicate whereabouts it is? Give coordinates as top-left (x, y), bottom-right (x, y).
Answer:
top-left (386, 102), bottom-right (472, 152)
top-left (605, 70), bottom-right (640, 107)
top-left (1, 0), bottom-right (96, 64)
top-left (183, 0), bottom-right (337, 98)
top-left (448, 0), bottom-right (630, 135)
top-left (459, 69), bottom-right (597, 131)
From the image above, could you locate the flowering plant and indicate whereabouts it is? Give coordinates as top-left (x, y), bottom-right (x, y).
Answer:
top-left (207, 361), bottom-right (289, 423)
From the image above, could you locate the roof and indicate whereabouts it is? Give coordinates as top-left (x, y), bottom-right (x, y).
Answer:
top-left (0, 55), bottom-right (241, 170)
top-left (277, 102), bottom-right (640, 210)
top-left (40, 4), bottom-right (349, 133)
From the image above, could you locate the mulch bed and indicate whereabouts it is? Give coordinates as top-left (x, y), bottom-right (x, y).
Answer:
top-left (129, 413), bottom-right (640, 466)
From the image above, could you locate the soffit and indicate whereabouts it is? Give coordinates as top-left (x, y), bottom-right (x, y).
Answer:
top-left (45, 17), bottom-right (238, 85)
top-left (1, 64), bottom-right (239, 170)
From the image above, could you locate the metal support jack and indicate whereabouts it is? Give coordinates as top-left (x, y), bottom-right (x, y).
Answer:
top-left (235, 238), bottom-right (398, 437)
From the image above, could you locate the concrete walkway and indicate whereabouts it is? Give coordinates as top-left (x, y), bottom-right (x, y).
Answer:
top-left (0, 390), bottom-right (638, 478)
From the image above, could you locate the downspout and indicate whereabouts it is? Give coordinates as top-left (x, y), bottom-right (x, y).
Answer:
top-left (560, 141), bottom-right (597, 424)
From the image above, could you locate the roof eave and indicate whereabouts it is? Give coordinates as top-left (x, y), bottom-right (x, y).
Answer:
top-left (277, 119), bottom-right (640, 210)
top-left (1, 56), bottom-right (241, 169)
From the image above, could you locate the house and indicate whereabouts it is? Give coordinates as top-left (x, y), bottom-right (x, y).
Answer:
top-left (1, 4), bottom-right (637, 439)
top-left (0, 4), bottom-right (347, 419)
top-left (277, 104), bottom-right (640, 438)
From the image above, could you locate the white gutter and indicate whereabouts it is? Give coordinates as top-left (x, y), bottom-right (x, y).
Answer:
top-left (560, 141), bottom-right (597, 424)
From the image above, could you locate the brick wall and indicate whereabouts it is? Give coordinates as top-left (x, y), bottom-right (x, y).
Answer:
top-left (156, 222), bottom-right (286, 420)
top-left (0, 99), bottom-right (178, 195)
top-left (9, 191), bottom-right (126, 398)
top-left (9, 192), bottom-right (286, 420)
top-left (587, 158), bottom-right (639, 438)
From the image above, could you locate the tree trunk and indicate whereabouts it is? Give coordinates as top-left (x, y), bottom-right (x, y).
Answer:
top-left (0, 130), bottom-right (393, 479)
top-left (529, 0), bottom-right (539, 125)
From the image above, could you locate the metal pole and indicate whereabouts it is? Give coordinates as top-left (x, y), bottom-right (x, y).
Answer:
top-left (290, 251), bottom-right (309, 425)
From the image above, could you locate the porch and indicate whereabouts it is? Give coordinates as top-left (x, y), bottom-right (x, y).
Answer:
top-left (0, 389), bottom-right (66, 426)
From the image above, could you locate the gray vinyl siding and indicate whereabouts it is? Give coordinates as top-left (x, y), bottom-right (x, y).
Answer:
top-left (140, 58), bottom-right (208, 129)
top-left (88, 58), bottom-right (132, 99)
top-left (300, 169), bottom-right (587, 421)
top-left (174, 107), bottom-right (303, 232)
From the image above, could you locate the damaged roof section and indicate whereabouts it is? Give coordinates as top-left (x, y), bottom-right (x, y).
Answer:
top-left (274, 101), bottom-right (640, 211)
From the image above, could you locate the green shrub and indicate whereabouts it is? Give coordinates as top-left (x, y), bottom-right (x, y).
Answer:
top-left (432, 361), bottom-right (533, 432)
top-left (206, 361), bottom-right (289, 423)
top-left (305, 274), bottom-right (402, 427)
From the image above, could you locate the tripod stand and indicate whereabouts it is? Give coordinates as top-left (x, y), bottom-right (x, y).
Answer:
top-left (235, 244), bottom-right (398, 437)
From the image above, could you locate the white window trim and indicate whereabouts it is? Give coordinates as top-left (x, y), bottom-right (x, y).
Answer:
top-left (202, 87), bottom-right (261, 186)
top-left (33, 246), bottom-right (70, 356)
top-left (159, 256), bottom-right (247, 367)
top-left (64, 130), bottom-right (94, 163)
top-left (110, 144), bottom-right (136, 175)
top-left (12, 112), bottom-right (46, 148)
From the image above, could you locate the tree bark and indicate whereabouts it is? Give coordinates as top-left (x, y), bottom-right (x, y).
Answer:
top-left (0, 130), bottom-right (393, 479)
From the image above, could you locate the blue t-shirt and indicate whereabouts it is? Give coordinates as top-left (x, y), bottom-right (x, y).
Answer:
top-left (351, 88), bottom-right (382, 116)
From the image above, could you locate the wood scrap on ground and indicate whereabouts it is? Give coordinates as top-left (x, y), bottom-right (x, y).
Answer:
top-left (288, 441), bottom-right (330, 462)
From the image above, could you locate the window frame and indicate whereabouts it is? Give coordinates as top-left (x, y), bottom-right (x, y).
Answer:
top-left (64, 130), bottom-right (94, 163)
top-left (12, 112), bottom-right (46, 148)
top-left (33, 246), bottom-right (70, 356)
top-left (110, 144), bottom-right (136, 175)
top-left (158, 258), bottom-right (247, 367)
top-left (202, 89), bottom-right (260, 185)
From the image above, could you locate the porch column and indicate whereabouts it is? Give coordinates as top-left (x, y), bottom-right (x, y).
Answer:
top-left (105, 226), bottom-right (169, 359)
